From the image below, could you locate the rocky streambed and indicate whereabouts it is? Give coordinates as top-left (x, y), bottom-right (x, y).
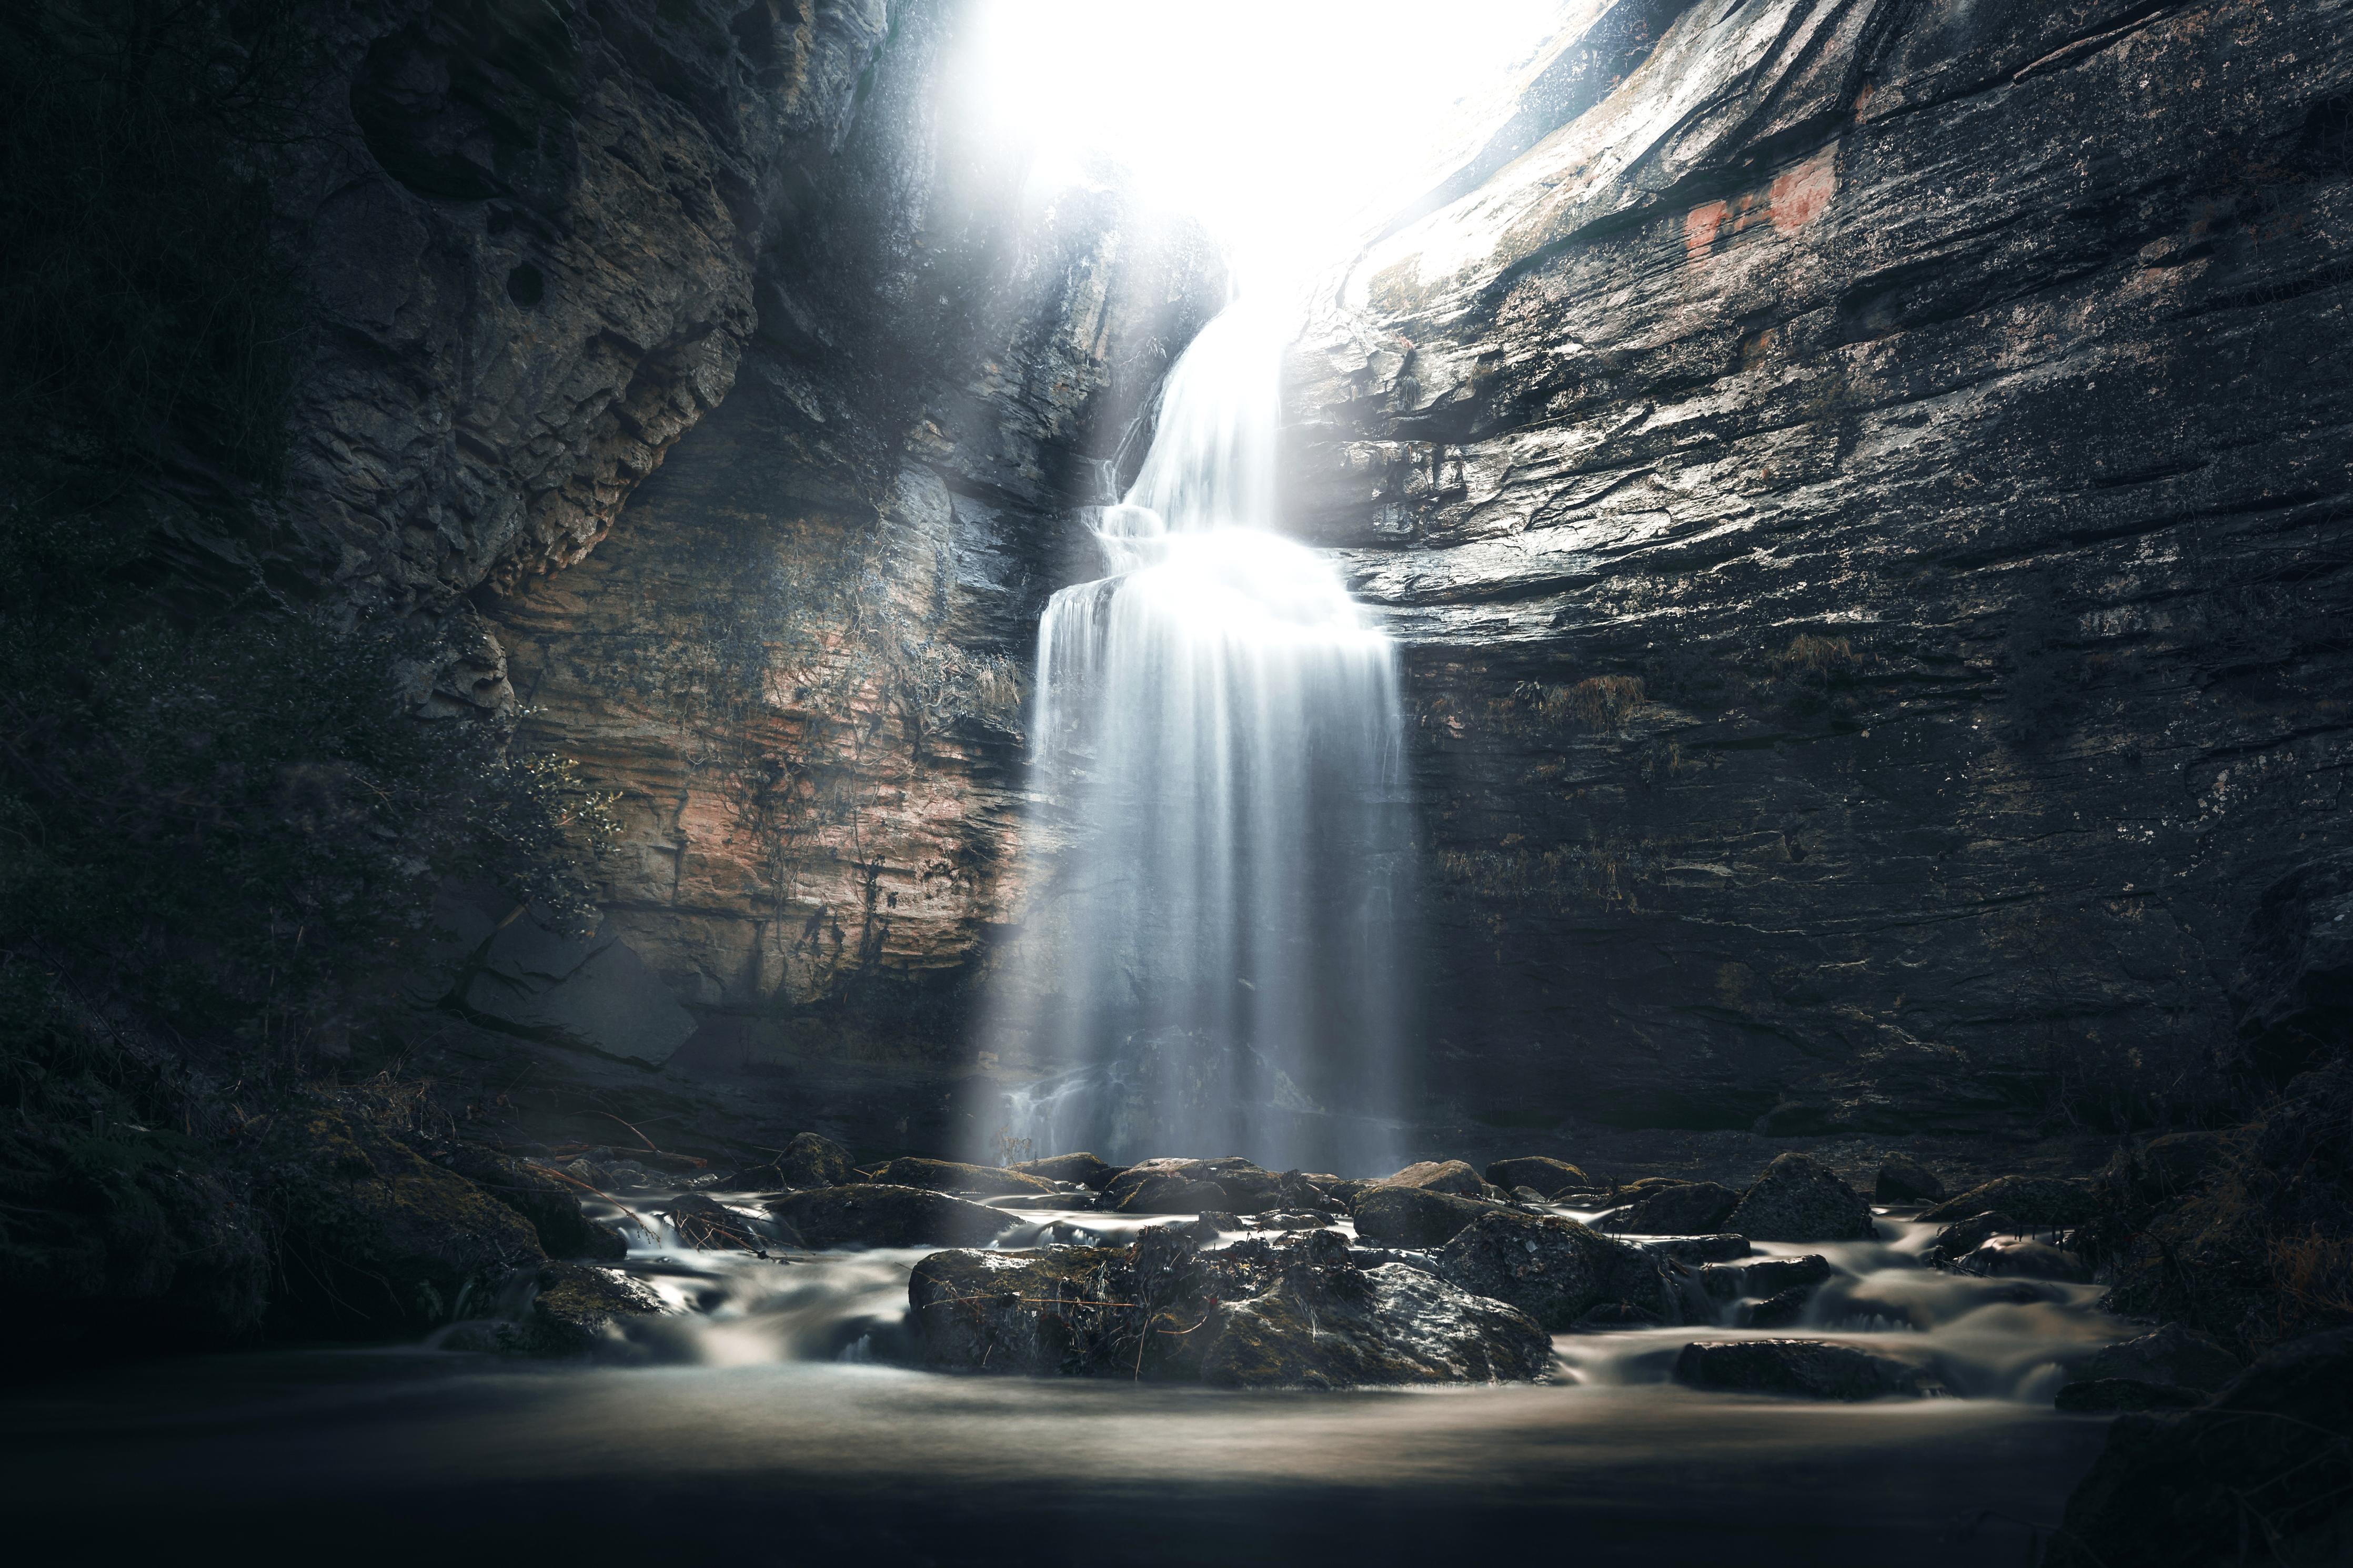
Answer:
top-left (6, 1135), bottom-right (2347, 1564)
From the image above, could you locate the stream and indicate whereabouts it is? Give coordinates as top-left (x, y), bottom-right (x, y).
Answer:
top-left (0, 1197), bottom-right (2125, 1564)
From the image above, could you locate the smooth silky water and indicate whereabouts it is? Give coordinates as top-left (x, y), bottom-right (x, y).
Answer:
top-left (1, 1190), bottom-right (2127, 1564)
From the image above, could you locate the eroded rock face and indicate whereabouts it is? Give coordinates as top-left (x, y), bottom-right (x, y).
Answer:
top-left (1283, 0), bottom-right (2353, 1135)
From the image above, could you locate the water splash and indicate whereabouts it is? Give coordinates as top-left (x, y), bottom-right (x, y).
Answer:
top-left (991, 302), bottom-right (1413, 1172)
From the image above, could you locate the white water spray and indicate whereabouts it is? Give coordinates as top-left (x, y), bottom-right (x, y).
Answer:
top-left (992, 302), bottom-right (1412, 1172)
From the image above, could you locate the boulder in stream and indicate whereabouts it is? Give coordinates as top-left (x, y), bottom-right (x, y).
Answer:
top-left (1483, 1157), bottom-right (1591, 1196)
top-left (1596, 1180), bottom-right (1741, 1237)
top-left (504, 1262), bottom-right (664, 1355)
top-left (1011, 1152), bottom-right (1122, 1190)
top-left (1351, 1185), bottom-right (1506, 1248)
top-left (1953, 1238), bottom-right (2089, 1282)
top-left (1672, 1339), bottom-right (1941, 1400)
top-left (769, 1184), bottom-right (1011, 1249)
top-left (1366, 1159), bottom-right (1486, 1197)
top-left (1434, 1210), bottom-right (1678, 1330)
top-left (443, 1144), bottom-right (627, 1260)
top-left (907, 1225), bottom-right (1551, 1388)
top-left (1918, 1175), bottom-right (2098, 1229)
top-left (872, 1158), bottom-right (1055, 1197)
top-left (1872, 1155), bottom-right (1946, 1203)
top-left (1723, 1155), bottom-right (1876, 1242)
top-left (1700, 1254), bottom-right (1833, 1301)
top-left (2076, 1322), bottom-right (2244, 1394)
top-left (1106, 1158), bottom-right (1281, 1213)
top-left (713, 1132), bottom-right (852, 1192)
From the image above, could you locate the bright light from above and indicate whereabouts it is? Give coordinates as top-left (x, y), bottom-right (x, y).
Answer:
top-left (970, 0), bottom-right (1566, 295)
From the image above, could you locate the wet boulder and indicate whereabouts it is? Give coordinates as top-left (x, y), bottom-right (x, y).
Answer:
top-left (1954, 1238), bottom-right (2089, 1282)
top-left (1637, 1235), bottom-right (1752, 1264)
top-left (1367, 1160), bottom-right (1486, 1197)
top-left (1199, 1261), bottom-right (1551, 1388)
top-left (1116, 1174), bottom-right (1231, 1214)
top-left (1351, 1185), bottom-right (1505, 1248)
top-left (1672, 1339), bottom-right (1941, 1400)
top-left (1700, 1254), bottom-right (1833, 1301)
top-left (1597, 1181), bottom-right (1741, 1237)
top-left (1011, 1152), bottom-right (1122, 1190)
top-left (1918, 1175), bottom-right (2097, 1229)
top-left (1434, 1211), bottom-right (1678, 1330)
top-left (907, 1245), bottom-right (1138, 1375)
top-left (1484, 1157), bottom-right (1590, 1196)
top-left (712, 1131), bottom-right (853, 1192)
top-left (1743, 1287), bottom-right (1813, 1328)
top-left (1873, 1155), bottom-right (1946, 1203)
top-left (872, 1158), bottom-right (1055, 1198)
top-left (441, 1144), bottom-right (627, 1261)
top-left (1106, 1158), bottom-right (1279, 1213)
top-left (2077, 1323), bottom-right (2244, 1394)
top-left (769, 1184), bottom-right (1011, 1250)
top-left (503, 1262), bottom-right (663, 1355)
top-left (1925, 1209), bottom-right (2019, 1262)
top-left (2046, 1328), bottom-right (2353, 1568)
top-left (1723, 1155), bottom-right (1876, 1242)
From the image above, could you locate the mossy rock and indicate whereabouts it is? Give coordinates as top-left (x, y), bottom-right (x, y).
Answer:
top-left (1484, 1157), bottom-right (1590, 1196)
top-left (1436, 1210), bottom-right (1677, 1329)
top-left (872, 1158), bottom-right (1055, 1197)
top-left (266, 1103), bottom-right (545, 1335)
top-left (444, 1144), bottom-right (624, 1260)
top-left (1351, 1185), bottom-right (1503, 1248)
top-left (502, 1262), bottom-right (663, 1355)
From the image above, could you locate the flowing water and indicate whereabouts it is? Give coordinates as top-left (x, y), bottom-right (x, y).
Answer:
top-left (990, 302), bottom-right (1414, 1172)
top-left (0, 1194), bottom-right (2128, 1564)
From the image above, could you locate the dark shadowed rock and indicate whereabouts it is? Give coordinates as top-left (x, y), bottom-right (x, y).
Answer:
top-left (2054, 1379), bottom-right (2208, 1414)
top-left (712, 1132), bottom-right (854, 1193)
top-left (1926, 1210), bottom-right (2019, 1262)
top-left (1723, 1156), bottom-right (1875, 1242)
top-left (1743, 1288), bottom-right (1813, 1329)
top-left (873, 1158), bottom-right (1055, 1197)
top-left (1954, 1238), bottom-right (2088, 1282)
top-left (769, 1185), bottom-right (1010, 1250)
top-left (1367, 1160), bottom-right (1487, 1197)
top-left (444, 1145), bottom-right (626, 1260)
top-left (1873, 1156), bottom-right (1946, 1204)
top-left (268, 1106), bottom-right (545, 1334)
top-left (2079, 1323), bottom-right (2244, 1395)
top-left (1117, 1176), bottom-right (1232, 1215)
top-left (504, 1263), bottom-right (663, 1356)
top-left (1011, 1153), bottom-right (1122, 1190)
top-left (1352, 1185), bottom-right (1506, 1248)
top-left (1919, 1176), bottom-right (2097, 1229)
top-left (1673, 1339), bottom-right (1939, 1401)
top-left (1596, 1181), bottom-right (1741, 1236)
top-left (1700, 1255), bottom-right (1832, 1301)
top-left (1485, 1157), bottom-right (1591, 1195)
top-left (1435, 1210), bottom-right (1677, 1329)
top-left (2046, 1329), bottom-right (2353, 1568)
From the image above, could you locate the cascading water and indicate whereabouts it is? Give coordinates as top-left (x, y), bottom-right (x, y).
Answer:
top-left (989, 301), bottom-right (1413, 1172)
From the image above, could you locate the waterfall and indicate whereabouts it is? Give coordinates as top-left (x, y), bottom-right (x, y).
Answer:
top-left (990, 302), bottom-right (1413, 1174)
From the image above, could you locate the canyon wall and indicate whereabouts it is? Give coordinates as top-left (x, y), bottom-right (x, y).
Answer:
top-left (1286, 0), bottom-right (2353, 1136)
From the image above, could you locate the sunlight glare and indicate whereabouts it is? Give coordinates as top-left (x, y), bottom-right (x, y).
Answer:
top-left (969, 1), bottom-right (1566, 293)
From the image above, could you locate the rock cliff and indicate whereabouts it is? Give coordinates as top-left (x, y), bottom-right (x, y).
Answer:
top-left (1284, 0), bottom-right (2353, 1134)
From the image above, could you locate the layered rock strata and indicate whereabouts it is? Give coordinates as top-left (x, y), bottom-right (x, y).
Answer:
top-left (1283, 0), bottom-right (2353, 1134)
